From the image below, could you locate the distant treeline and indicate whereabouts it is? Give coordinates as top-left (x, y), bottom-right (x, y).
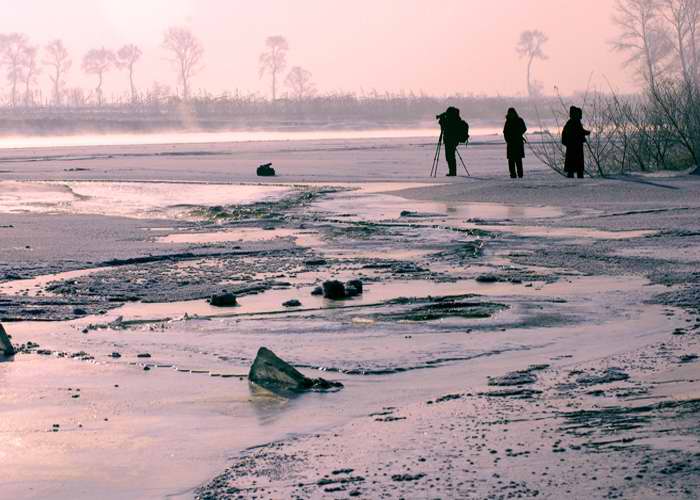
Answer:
top-left (0, 93), bottom-right (581, 135)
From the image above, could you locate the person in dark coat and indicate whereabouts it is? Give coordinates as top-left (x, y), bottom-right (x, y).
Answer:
top-left (562, 106), bottom-right (590, 179)
top-left (438, 106), bottom-right (463, 176)
top-left (503, 107), bottom-right (527, 178)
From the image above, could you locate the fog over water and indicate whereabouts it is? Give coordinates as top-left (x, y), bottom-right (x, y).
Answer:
top-left (0, 127), bottom-right (512, 150)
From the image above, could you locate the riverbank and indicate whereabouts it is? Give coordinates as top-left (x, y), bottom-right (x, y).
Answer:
top-left (0, 138), bottom-right (699, 498)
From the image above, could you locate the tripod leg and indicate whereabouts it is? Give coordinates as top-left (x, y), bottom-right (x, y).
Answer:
top-left (431, 143), bottom-right (439, 178)
top-left (456, 148), bottom-right (470, 177)
top-left (434, 140), bottom-right (441, 177)
top-left (431, 131), bottom-right (443, 178)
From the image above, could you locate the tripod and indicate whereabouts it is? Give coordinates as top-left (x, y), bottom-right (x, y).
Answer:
top-left (430, 129), bottom-right (470, 177)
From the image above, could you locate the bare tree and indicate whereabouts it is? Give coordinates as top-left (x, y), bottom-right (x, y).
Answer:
top-left (82, 48), bottom-right (115, 105)
top-left (2, 34), bottom-right (30, 107)
top-left (646, 78), bottom-right (700, 172)
top-left (162, 27), bottom-right (203, 101)
top-left (115, 44), bottom-right (142, 103)
top-left (259, 36), bottom-right (288, 101)
top-left (516, 30), bottom-right (548, 97)
top-left (65, 86), bottom-right (87, 107)
top-left (145, 81), bottom-right (172, 106)
top-left (686, 0), bottom-right (700, 82)
top-left (612, 0), bottom-right (672, 90)
top-left (661, 0), bottom-right (700, 84)
top-left (43, 39), bottom-right (71, 106)
top-left (285, 66), bottom-right (316, 100)
top-left (22, 45), bottom-right (39, 106)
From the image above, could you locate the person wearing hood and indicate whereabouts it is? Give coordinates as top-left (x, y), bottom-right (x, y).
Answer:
top-left (561, 106), bottom-right (591, 179)
top-left (503, 107), bottom-right (527, 178)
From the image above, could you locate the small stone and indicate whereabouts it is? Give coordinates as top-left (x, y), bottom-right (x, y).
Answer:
top-left (283, 299), bottom-right (302, 307)
top-left (110, 352), bottom-right (121, 358)
top-left (311, 286), bottom-right (324, 296)
top-left (345, 279), bottom-right (364, 297)
top-left (137, 353), bottom-right (151, 358)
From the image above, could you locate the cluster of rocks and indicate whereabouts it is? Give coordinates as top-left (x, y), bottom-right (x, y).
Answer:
top-left (311, 279), bottom-right (364, 300)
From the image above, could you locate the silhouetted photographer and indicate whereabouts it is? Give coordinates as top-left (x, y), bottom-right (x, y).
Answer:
top-left (562, 106), bottom-right (590, 179)
top-left (431, 106), bottom-right (470, 177)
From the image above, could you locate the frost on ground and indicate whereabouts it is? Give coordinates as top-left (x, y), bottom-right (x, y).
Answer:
top-left (1, 141), bottom-right (700, 499)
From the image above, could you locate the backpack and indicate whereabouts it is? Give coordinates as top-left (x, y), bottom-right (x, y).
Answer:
top-left (457, 119), bottom-right (470, 144)
top-left (561, 122), bottom-right (570, 147)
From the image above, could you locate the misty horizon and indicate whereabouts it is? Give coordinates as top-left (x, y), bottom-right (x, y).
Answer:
top-left (2, 0), bottom-right (636, 103)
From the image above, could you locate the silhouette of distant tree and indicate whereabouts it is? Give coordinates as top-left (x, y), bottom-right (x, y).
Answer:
top-left (660, 0), bottom-right (700, 86)
top-left (43, 39), bottom-right (71, 106)
top-left (82, 47), bottom-right (115, 105)
top-left (116, 44), bottom-right (142, 103)
top-left (1, 34), bottom-right (31, 107)
top-left (516, 30), bottom-right (548, 97)
top-left (22, 44), bottom-right (39, 106)
top-left (259, 36), bottom-right (288, 101)
top-left (162, 27), bottom-right (203, 101)
top-left (285, 66), bottom-right (316, 100)
top-left (611, 0), bottom-right (672, 90)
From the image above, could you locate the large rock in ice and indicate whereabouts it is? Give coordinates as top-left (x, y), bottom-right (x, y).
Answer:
top-left (0, 323), bottom-right (15, 356)
top-left (248, 347), bottom-right (342, 393)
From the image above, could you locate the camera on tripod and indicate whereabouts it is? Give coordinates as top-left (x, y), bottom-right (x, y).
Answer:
top-left (436, 112), bottom-right (448, 128)
top-left (430, 106), bottom-right (471, 178)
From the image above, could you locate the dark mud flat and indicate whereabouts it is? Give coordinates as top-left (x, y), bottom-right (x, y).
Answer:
top-left (0, 187), bottom-right (333, 321)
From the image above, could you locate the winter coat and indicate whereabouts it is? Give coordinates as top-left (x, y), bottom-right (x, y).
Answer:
top-left (503, 117), bottom-right (527, 159)
top-left (441, 108), bottom-right (463, 146)
top-left (562, 118), bottom-right (589, 173)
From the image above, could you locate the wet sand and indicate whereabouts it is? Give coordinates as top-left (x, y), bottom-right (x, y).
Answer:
top-left (1, 137), bottom-right (699, 499)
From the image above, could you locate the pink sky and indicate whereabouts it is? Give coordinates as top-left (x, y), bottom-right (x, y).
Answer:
top-left (3, 0), bottom-right (635, 99)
